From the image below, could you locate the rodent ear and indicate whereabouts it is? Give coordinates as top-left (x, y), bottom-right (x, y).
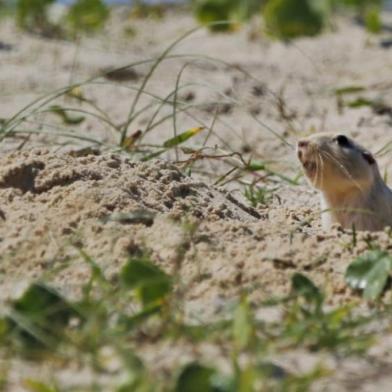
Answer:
top-left (362, 151), bottom-right (375, 165)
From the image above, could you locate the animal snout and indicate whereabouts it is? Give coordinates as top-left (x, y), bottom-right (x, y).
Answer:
top-left (297, 140), bottom-right (309, 148)
top-left (297, 139), bottom-right (309, 161)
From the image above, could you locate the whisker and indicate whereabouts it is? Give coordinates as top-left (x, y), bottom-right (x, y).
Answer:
top-left (314, 150), bottom-right (320, 187)
top-left (317, 151), bottom-right (324, 189)
top-left (320, 150), bottom-right (364, 194)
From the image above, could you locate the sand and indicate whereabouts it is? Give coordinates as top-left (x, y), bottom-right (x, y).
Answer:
top-left (2, 6), bottom-right (392, 390)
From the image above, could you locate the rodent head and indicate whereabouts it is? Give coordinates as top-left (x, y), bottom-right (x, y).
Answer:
top-left (296, 132), bottom-right (379, 195)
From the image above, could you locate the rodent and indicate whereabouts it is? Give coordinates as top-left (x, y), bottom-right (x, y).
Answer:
top-left (297, 132), bottom-right (392, 231)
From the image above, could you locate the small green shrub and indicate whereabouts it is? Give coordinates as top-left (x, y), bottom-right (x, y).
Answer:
top-left (194, 0), bottom-right (263, 32)
top-left (263, 0), bottom-right (325, 39)
top-left (244, 185), bottom-right (274, 207)
top-left (364, 5), bottom-right (381, 33)
top-left (16, 0), bottom-right (55, 32)
top-left (336, 0), bottom-right (382, 33)
top-left (194, 0), bottom-right (238, 32)
top-left (15, 0), bottom-right (109, 36)
top-left (67, 0), bottom-right (109, 33)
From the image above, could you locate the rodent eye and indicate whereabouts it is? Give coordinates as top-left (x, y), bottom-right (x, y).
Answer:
top-left (335, 135), bottom-right (351, 148)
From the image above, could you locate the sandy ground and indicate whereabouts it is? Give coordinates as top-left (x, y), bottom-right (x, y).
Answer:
top-left (2, 6), bottom-right (392, 391)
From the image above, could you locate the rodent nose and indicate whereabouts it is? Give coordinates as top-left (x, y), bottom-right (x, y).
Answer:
top-left (298, 140), bottom-right (309, 148)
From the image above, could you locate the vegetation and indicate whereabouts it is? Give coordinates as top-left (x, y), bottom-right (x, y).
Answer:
top-left (67, 0), bottom-right (109, 33)
top-left (0, 0), bottom-right (392, 390)
top-left (345, 250), bottom-right (392, 300)
top-left (16, 0), bottom-right (58, 36)
top-left (0, 0), bottom-right (385, 39)
top-left (193, 0), bottom-right (385, 37)
top-left (263, 0), bottom-right (325, 39)
top-left (14, 0), bottom-right (109, 36)
top-left (0, 41), bottom-right (391, 383)
top-left (194, 0), bottom-right (262, 31)
top-left (0, 255), bottom-right (382, 390)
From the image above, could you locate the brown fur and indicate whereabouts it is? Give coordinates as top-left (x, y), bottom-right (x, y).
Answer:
top-left (297, 133), bottom-right (392, 231)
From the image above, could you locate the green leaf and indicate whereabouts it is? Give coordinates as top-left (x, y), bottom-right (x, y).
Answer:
top-left (194, 0), bottom-right (262, 32)
top-left (365, 6), bottom-right (381, 34)
top-left (8, 283), bottom-right (77, 349)
top-left (175, 363), bottom-right (217, 392)
top-left (0, 317), bottom-right (10, 344)
top-left (291, 273), bottom-right (323, 305)
top-left (345, 250), bottom-right (392, 300)
top-left (246, 161), bottom-right (266, 171)
top-left (79, 249), bottom-right (108, 299)
top-left (13, 283), bottom-right (74, 325)
top-left (140, 149), bottom-right (167, 162)
top-left (335, 86), bottom-right (365, 95)
top-left (263, 0), bottom-right (325, 40)
top-left (16, 0), bottom-right (55, 30)
top-left (233, 297), bottom-right (253, 350)
top-left (119, 304), bottom-right (161, 329)
top-left (67, 0), bottom-right (109, 33)
top-left (194, 0), bottom-right (237, 32)
top-left (346, 97), bottom-right (373, 108)
top-left (48, 105), bottom-right (85, 125)
top-left (23, 380), bottom-right (58, 392)
top-left (163, 127), bottom-right (205, 148)
top-left (120, 258), bottom-right (172, 306)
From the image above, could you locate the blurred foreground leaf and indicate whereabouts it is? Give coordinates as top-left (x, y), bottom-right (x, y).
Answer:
top-left (345, 250), bottom-right (392, 300)
top-left (23, 379), bottom-right (58, 392)
top-left (291, 273), bottom-right (323, 306)
top-left (7, 283), bottom-right (77, 349)
top-left (175, 363), bottom-right (218, 392)
top-left (121, 258), bottom-right (172, 306)
top-left (233, 297), bottom-right (253, 350)
top-left (284, 274), bottom-right (374, 353)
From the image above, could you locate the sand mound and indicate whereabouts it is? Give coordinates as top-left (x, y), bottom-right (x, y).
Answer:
top-left (1, 148), bottom-right (387, 314)
top-left (0, 149), bottom-right (259, 220)
top-left (0, 149), bottom-right (261, 298)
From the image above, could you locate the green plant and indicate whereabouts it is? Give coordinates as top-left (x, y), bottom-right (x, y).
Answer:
top-left (194, 0), bottom-right (263, 32)
top-left (263, 0), bottom-right (326, 39)
top-left (244, 184), bottom-right (275, 207)
top-left (67, 0), bottom-right (109, 33)
top-left (175, 363), bottom-right (225, 391)
top-left (130, 0), bottom-right (166, 19)
top-left (6, 283), bottom-right (78, 350)
top-left (336, 0), bottom-right (382, 33)
top-left (1, 247), bottom-right (386, 390)
top-left (345, 250), bottom-right (392, 301)
top-left (364, 4), bottom-right (381, 33)
top-left (16, 0), bottom-right (55, 33)
top-left (120, 257), bottom-right (172, 306)
top-left (340, 0), bottom-right (381, 12)
top-left (278, 273), bottom-right (374, 354)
